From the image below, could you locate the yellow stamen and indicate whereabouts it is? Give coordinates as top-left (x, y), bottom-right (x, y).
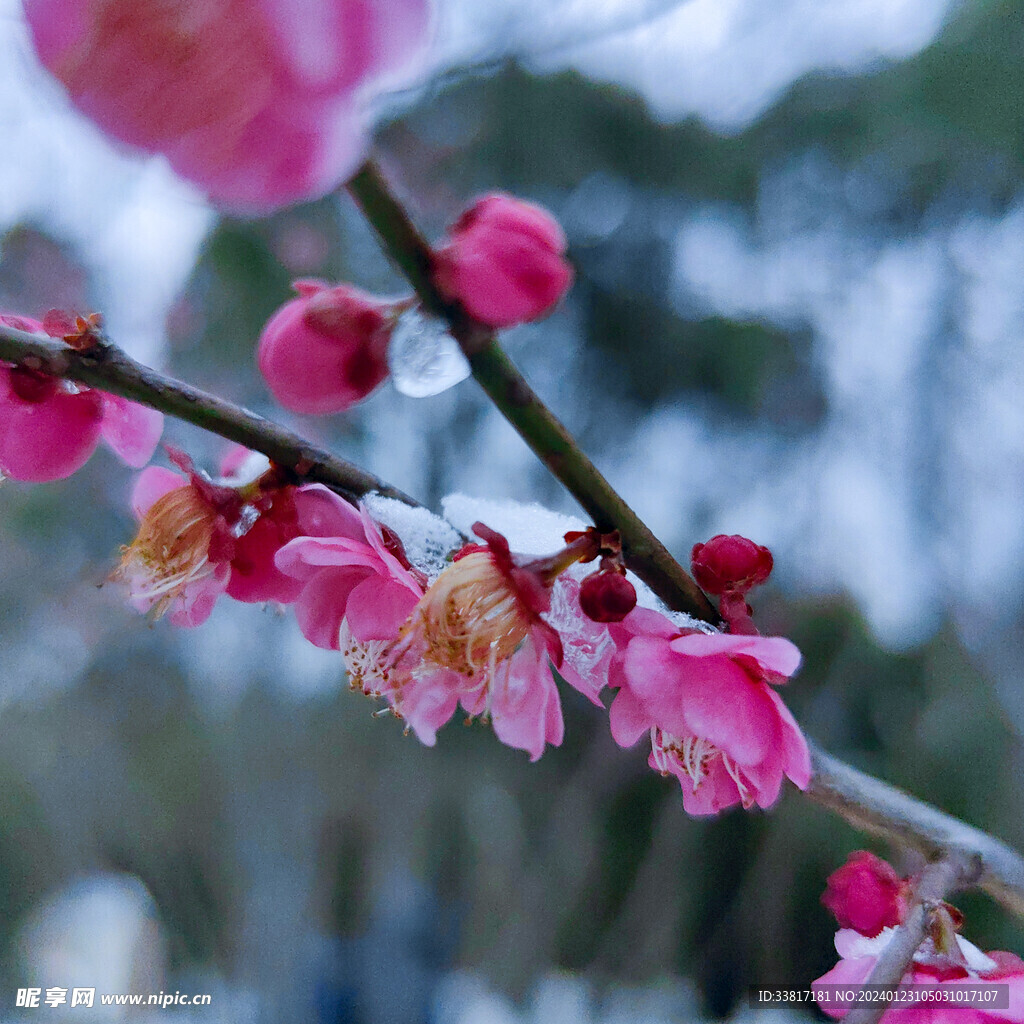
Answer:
top-left (404, 550), bottom-right (532, 679)
top-left (112, 485), bottom-right (218, 619)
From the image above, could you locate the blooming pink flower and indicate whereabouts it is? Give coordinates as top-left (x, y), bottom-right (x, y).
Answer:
top-left (822, 851), bottom-right (909, 938)
top-left (115, 448), bottom-right (304, 626)
top-left (258, 281), bottom-right (395, 414)
top-left (274, 486), bottom-right (425, 651)
top-left (383, 523), bottom-right (569, 760)
top-left (24, 0), bottom-right (430, 209)
top-left (607, 609), bottom-right (810, 815)
top-left (432, 194), bottom-right (574, 328)
top-left (814, 921), bottom-right (1024, 1022)
top-left (0, 314), bottom-right (162, 481)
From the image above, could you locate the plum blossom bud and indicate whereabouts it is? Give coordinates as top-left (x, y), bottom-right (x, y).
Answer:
top-left (23, 0), bottom-right (431, 209)
top-left (579, 569), bottom-right (637, 623)
top-left (258, 281), bottom-right (396, 415)
top-left (821, 851), bottom-right (907, 937)
top-left (691, 534), bottom-right (773, 596)
top-left (432, 194), bottom-right (574, 328)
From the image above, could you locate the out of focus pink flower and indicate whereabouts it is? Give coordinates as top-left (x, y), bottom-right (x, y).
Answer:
top-left (822, 851), bottom-right (908, 938)
top-left (814, 913), bottom-right (1024, 1021)
top-left (257, 281), bottom-right (395, 414)
top-left (0, 313), bottom-right (161, 481)
top-left (432, 194), bottom-right (574, 328)
top-left (23, 0), bottom-right (431, 209)
top-left (115, 448), bottom-right (303, 626)
top-left (608, 610), bottom-right (810, 815)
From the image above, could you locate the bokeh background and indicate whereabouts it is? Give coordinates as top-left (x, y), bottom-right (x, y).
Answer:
top-left (1, 0), bottom-right (1024, 1020)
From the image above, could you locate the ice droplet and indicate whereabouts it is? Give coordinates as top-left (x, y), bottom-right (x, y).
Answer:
top-left (388, 308), bottom-right (470, 398)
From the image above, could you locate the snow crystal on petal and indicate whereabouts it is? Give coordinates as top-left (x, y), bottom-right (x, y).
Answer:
top-left (364, 493), bottom-right (463, 581)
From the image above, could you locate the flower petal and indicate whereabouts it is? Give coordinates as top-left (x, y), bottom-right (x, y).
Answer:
top-left (99, 393), bottom-right (163, 467)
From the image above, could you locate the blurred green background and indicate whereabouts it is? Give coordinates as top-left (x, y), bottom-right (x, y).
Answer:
top-left (1, 0), bottom-right (1024, 1020)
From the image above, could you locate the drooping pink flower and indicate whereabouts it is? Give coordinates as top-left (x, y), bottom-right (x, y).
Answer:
top-left (24, 0), bottom-right (431, 209)
top-left (607, 610), bottom-right (810, 815)
top-left (822, 851), bottom-right (909, 938)
top-left (115, 448), bottom-right (304, 626)
top-left (258, 281), bottom-right (396, 414)
top-left (814, 913), bottom-right (1024, 1022)
top-left (382, 523), bottom-right (577, 760)
top-left (432, 194), bottom-right (574, 328)
top-left (0, 313), bottom-right (162, 481)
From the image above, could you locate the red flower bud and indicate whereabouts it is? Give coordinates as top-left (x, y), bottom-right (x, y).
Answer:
top-left (822, 851), bottom-right (907, 937)
top-left (432, 194), bottom-right (573, 329)
top-left (691, 534), bottom-right (773, 596)
top-left (579, 570), bottom-right (637, 623)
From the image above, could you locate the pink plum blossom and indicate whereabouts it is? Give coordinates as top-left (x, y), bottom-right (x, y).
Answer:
top-left (432, 194), bottom-right (574, 328)
top-left (274, 485), bottom-right (425, 651)
top-left (0, 313), bottom-right (162, 481)
top-left (607, 609), bottom-right (811, 815)
top-left (814, 922), bottom-right (1024, 1022)
top-left (383, 523), bottom-right (569, 760)
top-left (24, 0), bottom-right (431, 209)
top-left (116, 448), bottom-right (304, 626)
top-left (257, 281), bottom-right (396, 414)
top-left (822, 851), bottom-right (909, 938)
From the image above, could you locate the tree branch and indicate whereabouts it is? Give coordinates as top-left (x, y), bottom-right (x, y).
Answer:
top-left (344, 157), bottom-right (1024, 922)
top-left (0, 322), bottom-right (417, 506)
top-left (843, 854), bottom-right (979, 1024)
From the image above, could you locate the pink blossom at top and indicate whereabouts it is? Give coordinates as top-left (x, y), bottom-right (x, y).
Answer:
top-left (432, 194), bottom-right (574, 328)
top-left (814, 923), bottom-right (1024, 1022)
top-left (607, 608), bottom-right (811, 815)
top-left (822, 851), bottom-right (909, 938)
top-left (0, 313), bottom-right (162, 481)
top-left (258, 281), bottom-right (395, 414)
top-left (24, 0), bottom-right (431, 209)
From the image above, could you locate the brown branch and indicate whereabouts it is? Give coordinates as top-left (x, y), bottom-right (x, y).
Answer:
top-left (4, 168), bottom-right (1024, 928)
top-left (0, 322), bottom-right (417, 506)
top-left (844, 854), bottom-right (979, 1024)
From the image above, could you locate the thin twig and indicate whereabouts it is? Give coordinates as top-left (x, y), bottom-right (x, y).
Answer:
top-left (844, 854), bottom-right (979, 1024)
top-left (0, 323), bottom-right (417, 506)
